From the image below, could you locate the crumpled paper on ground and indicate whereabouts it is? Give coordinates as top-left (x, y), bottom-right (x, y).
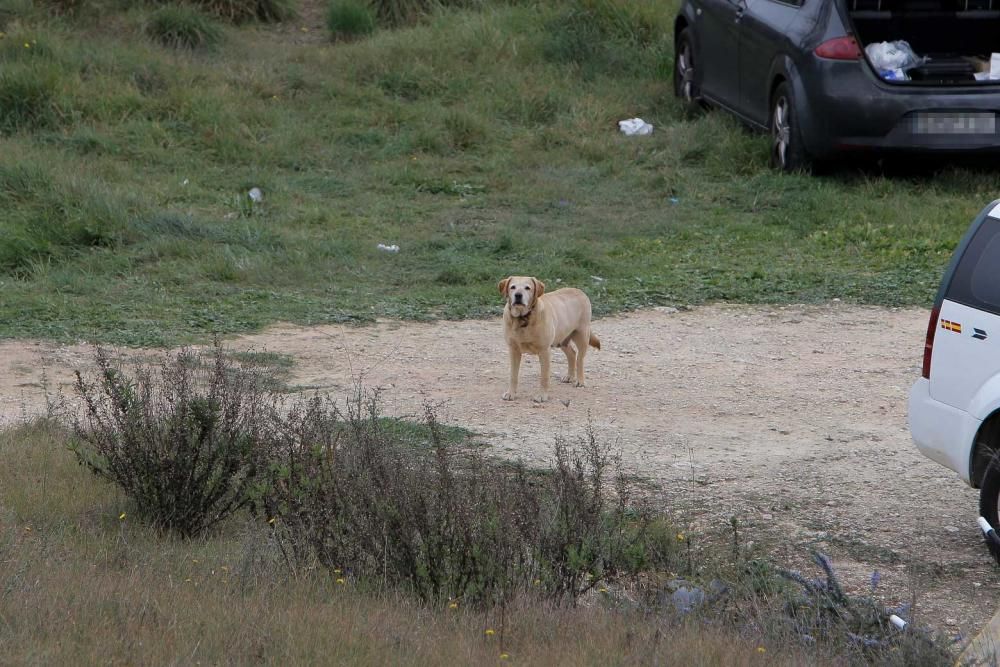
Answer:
top-left (618, 118), bottom-right (653, 136)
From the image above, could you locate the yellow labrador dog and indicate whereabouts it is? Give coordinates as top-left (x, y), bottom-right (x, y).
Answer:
top-left (499, 276), bottom-right (600, 403)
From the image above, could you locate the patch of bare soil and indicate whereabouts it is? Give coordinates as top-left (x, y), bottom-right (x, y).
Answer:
top-left (3, 303), bottom-right (996, 640)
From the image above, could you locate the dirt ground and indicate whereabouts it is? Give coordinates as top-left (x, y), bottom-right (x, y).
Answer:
top-left (2, 303), bottom-right (997, 640)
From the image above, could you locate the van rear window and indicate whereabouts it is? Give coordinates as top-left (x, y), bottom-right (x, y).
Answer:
top-left (947, 217), bottom-right (1000, 314)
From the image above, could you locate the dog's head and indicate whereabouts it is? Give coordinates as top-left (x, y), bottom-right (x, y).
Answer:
top-left (498, 276), bottom-right (545, 316)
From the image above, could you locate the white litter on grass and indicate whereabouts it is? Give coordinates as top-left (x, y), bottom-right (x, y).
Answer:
top-left (248, 187), bottom-right (263, 202)
top-left (377, 243), bottom-right (400, 253)
top-left (618, 118), bottom-right (653, 136)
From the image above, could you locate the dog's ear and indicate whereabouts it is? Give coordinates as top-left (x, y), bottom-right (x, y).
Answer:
top-left (498, 277), bottom-right (511, 298)
top-left (532, 277), bottom-right (546, 299)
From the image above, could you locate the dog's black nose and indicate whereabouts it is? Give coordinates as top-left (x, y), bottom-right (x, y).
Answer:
top-left (514, 295), bottom-right (522, 303)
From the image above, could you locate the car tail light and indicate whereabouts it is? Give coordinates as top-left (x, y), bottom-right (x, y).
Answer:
top-left (815, 36), bottom-right (861, 61)
top-left (922, 305), bottom-right (940, 379)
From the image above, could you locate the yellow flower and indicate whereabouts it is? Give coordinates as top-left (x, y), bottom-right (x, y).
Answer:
top-left (333, 568), bottom-right (342, 574)
top-left (448, 602), bottom-right (458, 609)
top-left (119, 512), bottom-right (126, 520)
top-left (756, 646), bottom-right (766, 653)
top-left (532, 579), bottom-right (540, 586)
top-left (336, 578), bottom-right (346, 585)
top-left (24, 42), bottom-right (30, 48)
top-left (500, 653), bottom-right (509, 660)
top-left (599, 587), bottom-right (608, 593)
top-left (485, 629), bottom-right (495, 636)
top-left (676, 532), bottom-right (686, 542)
top-left (268, 517), bottom-right (276, 525)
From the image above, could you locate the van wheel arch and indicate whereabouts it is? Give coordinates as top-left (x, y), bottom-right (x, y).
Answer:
top-left (971, 411), bottom-right (1000, 489)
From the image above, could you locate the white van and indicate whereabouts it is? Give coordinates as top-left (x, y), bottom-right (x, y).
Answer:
top-left (909, 199), bottom-right (1000, 530)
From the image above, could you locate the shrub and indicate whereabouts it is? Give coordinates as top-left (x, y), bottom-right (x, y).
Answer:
top-left (0, 65), bottom-right (60, 134)
top-left (0, 0), bottom-right (33, 28)
top-left (327, 0), bottom-right (375, 39)
top-left (71, 343), bottom-right (278, 538)
top-left (146, 5), bottom-right (223, 50)
top-left (193, 0), bottom-right (296, 24)
top-left (255, 389), bottom-right (668, 606)
top-left (366, 0), bottom-right (483, 28)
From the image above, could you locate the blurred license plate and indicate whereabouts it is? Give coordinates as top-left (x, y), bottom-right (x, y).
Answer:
top-left (913, 112), bottom-right (996, 134)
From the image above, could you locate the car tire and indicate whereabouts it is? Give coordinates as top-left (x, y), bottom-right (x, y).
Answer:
top-left (673, 29), bottom-right (702, 117)
top-left (979, 454), bottom-right (1000, 562)
top-left (769, 81), bottom-right (811, 172)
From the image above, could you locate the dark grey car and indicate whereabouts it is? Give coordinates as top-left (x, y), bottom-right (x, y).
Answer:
top-left (673, 0), bottom-right (1000, 170)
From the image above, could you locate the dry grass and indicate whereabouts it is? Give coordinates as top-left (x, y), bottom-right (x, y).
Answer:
top-left (0, 419), bottom-right (839, 665)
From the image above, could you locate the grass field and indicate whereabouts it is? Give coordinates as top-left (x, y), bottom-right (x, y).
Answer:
top-left (0, 0), bottom-right (994, 346)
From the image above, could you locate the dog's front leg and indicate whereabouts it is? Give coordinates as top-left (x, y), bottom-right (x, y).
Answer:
top-left (534, 347), bottom-right (550, 403)
top-left (503, 344), bottom-right (521, 400)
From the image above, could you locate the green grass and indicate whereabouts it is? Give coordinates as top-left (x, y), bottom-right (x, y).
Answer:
top-left (0, 0), bottom-right (988, 346)
top-left (327, 0), bottom-right (376, 38)
top-left (145, 5), bottom-right (225, 50)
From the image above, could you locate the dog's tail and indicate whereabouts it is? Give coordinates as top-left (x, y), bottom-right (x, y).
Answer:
top-left (589, 332), bottom-right (601, 350)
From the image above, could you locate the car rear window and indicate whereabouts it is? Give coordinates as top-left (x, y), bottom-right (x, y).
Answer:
top-left (946, 216), bottom-right (1000, 314)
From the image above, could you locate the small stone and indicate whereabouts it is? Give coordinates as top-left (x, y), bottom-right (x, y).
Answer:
top-left (944, 526), bottom-right (960, 533)
top-left (761, 513), bottom-right (773, 520)
top-left (946, 618), bottom-right (958, 626)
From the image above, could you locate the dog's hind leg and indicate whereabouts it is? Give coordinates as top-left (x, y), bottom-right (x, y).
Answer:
top-left (534, 347), bottom-right (551, 403)
top-left (570, 329), bottom-right (590, 387)
top-left (559, 340), bottom-right (577, 384)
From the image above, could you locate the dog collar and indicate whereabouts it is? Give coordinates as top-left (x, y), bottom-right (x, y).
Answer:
top-left (512, 307), bottom-right (533, 327)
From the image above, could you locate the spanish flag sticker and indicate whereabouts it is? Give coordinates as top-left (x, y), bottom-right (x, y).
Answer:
top-left (941, 319), bottom-right (962, 334)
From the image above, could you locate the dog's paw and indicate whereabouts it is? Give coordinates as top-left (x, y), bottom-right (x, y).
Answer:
top-left (502, 391), bottom-right (515, 401)
top-left (574, 381), bottom-right (585, 388)
top-left (533, 393), bottom-right (548, 404)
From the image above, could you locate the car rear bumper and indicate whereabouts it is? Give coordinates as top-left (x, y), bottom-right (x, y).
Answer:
top-left (908, 377), bottom-right (980, 485)
top-left (796, 60), bottom-right (1000, 158)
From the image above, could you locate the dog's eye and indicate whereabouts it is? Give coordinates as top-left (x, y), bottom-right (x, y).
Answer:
top-left (510, 285), bottom-right (516, 290)
top-left (525, 286), bottom-right (531, 290)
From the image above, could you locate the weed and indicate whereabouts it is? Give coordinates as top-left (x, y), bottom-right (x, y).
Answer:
top-left (194, 0), bottom-right (296, 23)
top-left (0, 0), bottom-right (33, 27)
top-left (71, 343), bottom-right (279, 538)
top-left (255, 392), bottom-right (668, 606)
top-left (146, 6), bottom-right (224, 50)
top-left (0, 65), bottom-right (60, 134)
top-left (327, 0), bottom-right (375, 39)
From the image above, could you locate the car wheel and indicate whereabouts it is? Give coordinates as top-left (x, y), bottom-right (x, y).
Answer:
top-left (769, 81), bottom-right (811, 172)
top-left (979, 455), bottom-right (1000, 562)
top-left (674, 29), bottom-right (701, 116)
